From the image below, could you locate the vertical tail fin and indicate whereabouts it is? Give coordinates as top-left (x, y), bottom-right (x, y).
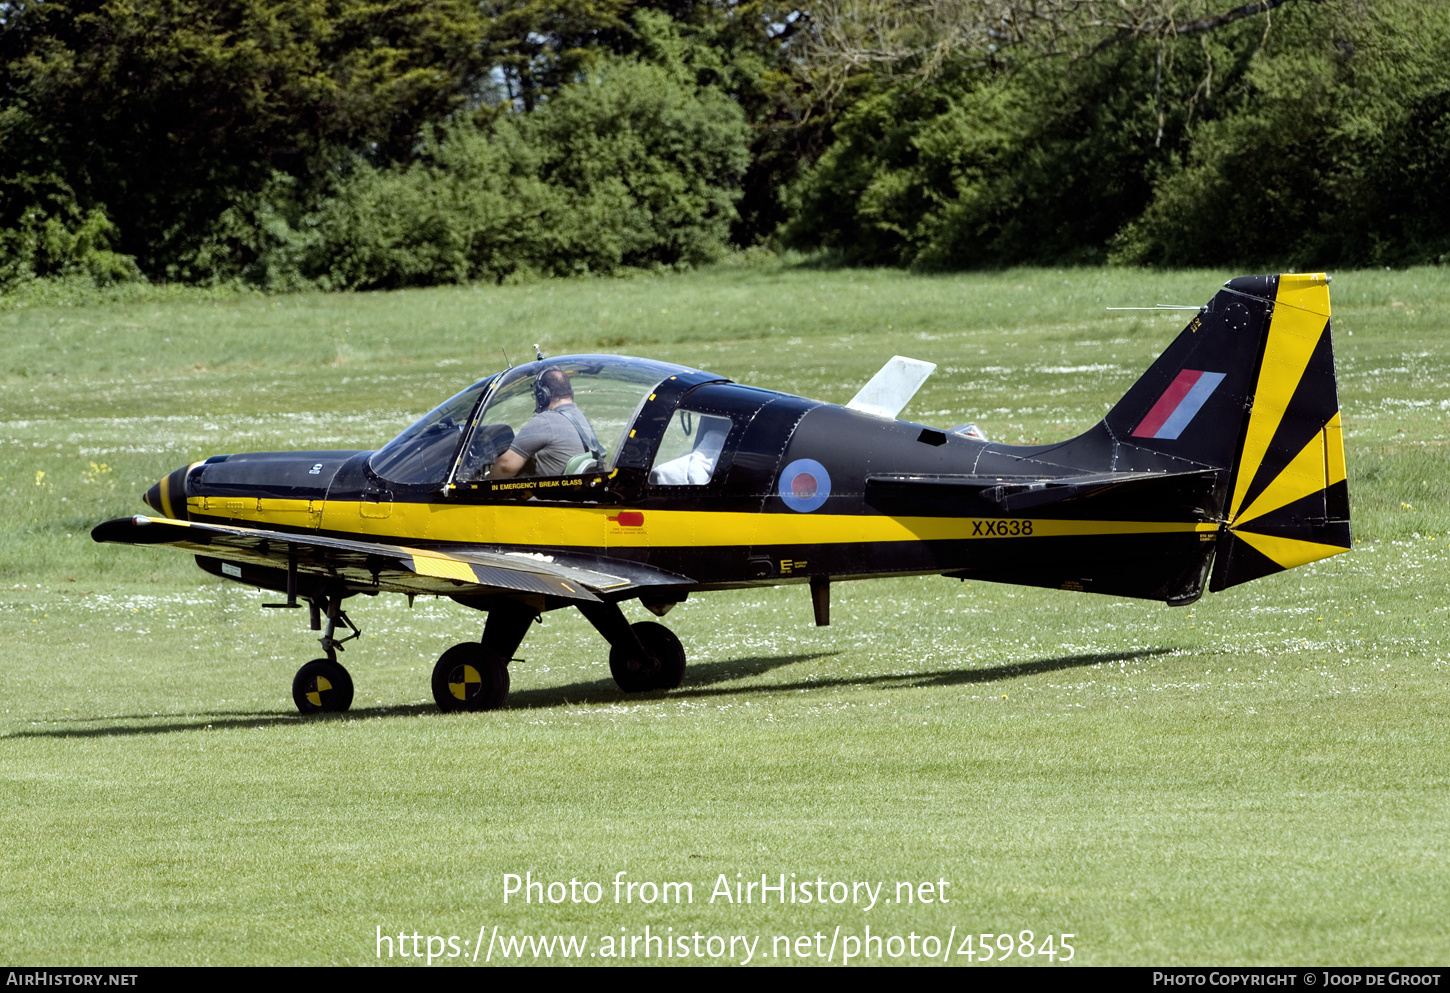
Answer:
top-left (1208, 274), bottom-right (1350, 589)
top-left (1101, 273), bottom-right (1349, 590)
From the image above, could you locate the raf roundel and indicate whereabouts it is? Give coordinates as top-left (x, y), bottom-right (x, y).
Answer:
top-left (778, 458), bottom-right (831, 513)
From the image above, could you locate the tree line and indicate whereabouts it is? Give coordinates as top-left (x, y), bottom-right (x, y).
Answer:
top-left (2, 0), bottom-right (1447, 293)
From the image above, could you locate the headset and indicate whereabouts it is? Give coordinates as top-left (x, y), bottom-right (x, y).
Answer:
top-left (533, 366), bottom-right (570, 412)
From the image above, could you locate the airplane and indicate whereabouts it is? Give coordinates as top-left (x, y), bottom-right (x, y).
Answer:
top-left (92, 272), bottom-right (1350, 715)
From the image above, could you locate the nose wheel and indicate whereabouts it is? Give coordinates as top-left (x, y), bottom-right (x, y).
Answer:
top-left (290, 592), bottom-right (360, 714)
top-left (292, 658), bottom-right (354, 713)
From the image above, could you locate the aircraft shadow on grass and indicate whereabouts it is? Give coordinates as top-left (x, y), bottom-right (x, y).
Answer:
top-left (6, 648), bottom-right (1170, 739)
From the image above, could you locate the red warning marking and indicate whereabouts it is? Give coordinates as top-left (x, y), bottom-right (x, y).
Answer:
top-left (609, 511), bottom-right (645, 527)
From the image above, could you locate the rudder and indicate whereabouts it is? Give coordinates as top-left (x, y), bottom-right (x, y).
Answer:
top-left (1099, 273), bottom-right (1349, 590)
top-left (1209, 274), bottom-right (1350, 590)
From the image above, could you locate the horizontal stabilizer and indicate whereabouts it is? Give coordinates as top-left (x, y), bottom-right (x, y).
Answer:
top-left (866, 468), bottom-right (1221, 517)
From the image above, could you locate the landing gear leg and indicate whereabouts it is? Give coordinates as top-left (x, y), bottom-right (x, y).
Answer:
top-left (291, 593), bottom-right (359, 714)
top-left (577, 601), bottom-right (686, 693)
top-left (431, 604), bottom-right (536, 712)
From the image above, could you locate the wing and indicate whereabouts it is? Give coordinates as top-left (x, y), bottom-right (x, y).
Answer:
top-left (91, 516), bottom-right (692, 603)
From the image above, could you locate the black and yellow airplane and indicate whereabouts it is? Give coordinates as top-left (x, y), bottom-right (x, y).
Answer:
top-left (93, 273), bottom-right (1349, 714)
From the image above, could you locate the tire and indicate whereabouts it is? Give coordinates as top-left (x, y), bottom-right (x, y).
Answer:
top-left (292, 658), bottom-right (354, 714)
top-left (432, 642), bottom-right (509, 713)
top-left (609, 621), bottom-right (685, 693)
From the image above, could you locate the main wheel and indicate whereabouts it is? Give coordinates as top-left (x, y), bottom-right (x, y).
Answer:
top-left (292, 658), bottom-right (354, 714)
top-left (432, 642), bottom-right (509, 713)
top-left (609, 621), bottom-right (686, 693)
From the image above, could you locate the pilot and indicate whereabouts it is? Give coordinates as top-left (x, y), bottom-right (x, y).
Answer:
top-left (490, 367), bottom-right (603, 478)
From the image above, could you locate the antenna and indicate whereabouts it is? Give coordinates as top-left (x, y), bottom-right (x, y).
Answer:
top-left (1105, 304), bottom-right (1202, 311)
top-left (501, 347), bottom-right (513, 369)
top-left (534, 344), bottom-right (547, 361)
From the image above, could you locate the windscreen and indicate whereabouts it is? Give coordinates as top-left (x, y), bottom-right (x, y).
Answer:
top-left (369, 376), bottom-right (495, 484)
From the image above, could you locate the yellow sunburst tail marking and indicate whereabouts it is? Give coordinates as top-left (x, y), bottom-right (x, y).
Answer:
top-left (1235, 410), bottom-right (1344, 527)
top-left (1211, 274), bottom-right (1349, 593)
top-left (1323, 410), bottom-right (1346, 487)
top-left (1229, 274), bottom-right (1332, 522)
top-left (1232, 530), bottom-right (1349, 571)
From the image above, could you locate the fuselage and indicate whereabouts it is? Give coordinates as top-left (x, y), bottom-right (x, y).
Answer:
top-left (145, 357), bottom-right (1224, 605)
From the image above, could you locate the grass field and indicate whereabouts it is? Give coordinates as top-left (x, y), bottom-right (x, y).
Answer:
top-left (2, 263), bottom-right (1447, 966)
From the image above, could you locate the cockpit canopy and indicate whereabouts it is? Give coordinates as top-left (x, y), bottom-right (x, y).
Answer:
top-left (369, 355), bottom-right (708, 486)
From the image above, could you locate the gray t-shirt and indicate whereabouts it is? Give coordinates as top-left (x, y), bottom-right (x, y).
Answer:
top-left (507, 405), bottom-right (598, 477)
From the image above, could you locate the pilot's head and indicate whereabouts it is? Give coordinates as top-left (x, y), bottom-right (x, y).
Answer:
top-left (533, 367), bottom-right (573, 412)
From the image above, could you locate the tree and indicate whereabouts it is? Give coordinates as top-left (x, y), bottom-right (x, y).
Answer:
top-left (1113, 2), bottom-right (1450, 266)
top-left (479, 0), bottom-right (635, 112)
top-left (476, 1), bottom-right (820, 246)
top-left (785, 0), bottom-right (1450, 269)
top-left (0, 0), bottom-right (485, 276)
top-left (227, 19), bottom-right (755, 290)
top-left (797, 0), bottom-right (1329, 104)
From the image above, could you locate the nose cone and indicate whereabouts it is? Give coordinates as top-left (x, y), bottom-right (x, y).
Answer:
top-left (144, 464), bottom-right (193, 520)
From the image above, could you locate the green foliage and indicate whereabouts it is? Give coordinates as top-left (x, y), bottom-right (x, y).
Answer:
top-left (223, 51), bottom-right (752, 290)
top-left (0, 2), bottom-right (764, 290)
top-left (786, 0), bottom-right (1450, 270)
top-left (1114, 3), bottom-right (1450, 267)
top-left (479, 2), bottom-right (816, 248)
top-left (510, 50), bottom-right (752, 270)
top-left (480, 0), bottom-right (636, 111)
top-left (0, 175), bottom-right (141, 291)
top-left (784, 49), bottom-right (1173, 267)
top-left (304, 126), bottom-right (559, 288)
top-left (623, 4), bottom-right (822, 246)
top-left (166, 172), bottom-right (323, 290)
top-left (0, 0), bottom-right (486, 275)
top-left (13, 0), bottom-right (1447, 284)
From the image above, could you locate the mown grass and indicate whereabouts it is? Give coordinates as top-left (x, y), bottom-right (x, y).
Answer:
top-left (2, 262), bottom-right (1447, 966)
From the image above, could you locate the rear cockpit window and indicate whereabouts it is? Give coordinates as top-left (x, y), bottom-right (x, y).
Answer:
top-left (649, 411), bottom-right (732, 486)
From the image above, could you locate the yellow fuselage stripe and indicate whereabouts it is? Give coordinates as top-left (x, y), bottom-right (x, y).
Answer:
top-left (190, 497), bottom-right (1217, 548)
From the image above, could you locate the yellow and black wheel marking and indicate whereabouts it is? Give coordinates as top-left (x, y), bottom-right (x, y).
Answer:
top-left (291, 658), bottom-right (354, 714)
top-left (1212, 274), bottom-right (1351, 591)
top-left (308, 675), bottom-right (332, 707)
top-left (450, 663), bottom-right (482, 702)
top-left (431, 643), bottom-right (509, 712)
